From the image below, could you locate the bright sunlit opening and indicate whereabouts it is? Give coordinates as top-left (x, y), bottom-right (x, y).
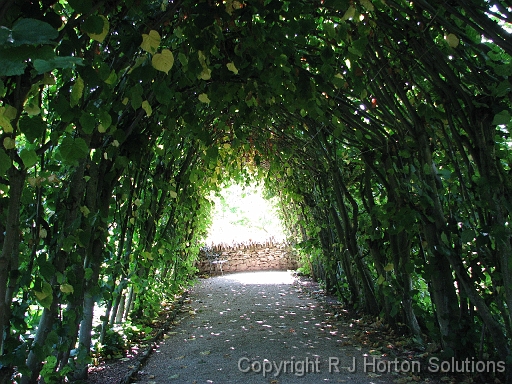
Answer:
top-left (205, 182), bottom-right (286, 245)
top-left (222, 271), bottom-right (296, 285)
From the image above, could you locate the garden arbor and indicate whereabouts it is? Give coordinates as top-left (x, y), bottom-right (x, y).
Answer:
top-left (1, 0), bottom-right (512, 382)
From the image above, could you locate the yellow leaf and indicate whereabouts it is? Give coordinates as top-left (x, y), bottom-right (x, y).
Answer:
top-left (141, 100), bottom-right (152, 117)
top-left (60, 284), bottom-right (74, 293)
top-left (197, 51), bottom-right (211, 79)
top-left (198, 93), bottom-right (210, 104)
top-left (141, 30), bottom-right (161, 54)
top-left (25, 95), bottom-right (41, 116)
top-left (169, 190), bottom-right (178, 199)
top-left (152, 49), bottom-right (174, 74)
top-left (3, 137), bottom-right (15, 149)
top-left (446, 33), bottom-right (459, 48)
top-left (384, 263), bottom-right (394, 272)
top-left (0, 106), bottom-right (16, 133)
top-left (225, 0), bottom-right (242, 15)
top-left (226, 62), bottom-right (238, 74)
top-left (39, 228), bottom-right (48, 238)
top-left (70, 77), bottom-right (84, 107)
top-left (43, 73), bottom-right (56, 85)
top-left (80, 206), bottom-right (90, 217)
top-left (105, 70), bottom-right (117, 85)
top-left (34, 282), bottom-right (52, 301)
top-left (88, 15), bottom-right (109, 43)
top-left (342, 6), bottom-right (356, 21)
top-left (360, 0), bottom-right (374, 11)
top-left (3, 105), bottom-right (17, 120)
top-left (198, 68), bottom-right (211, 80)
top-left (98, 124), bottom-right (107, 133)
top-left (0, 114), bottom-right (13, 133)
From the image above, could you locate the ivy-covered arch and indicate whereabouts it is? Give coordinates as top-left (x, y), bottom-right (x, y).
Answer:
top-left (1, 0), bottom-right (511, 382)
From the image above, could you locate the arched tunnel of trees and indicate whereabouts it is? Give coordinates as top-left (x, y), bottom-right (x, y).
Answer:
top-left (1, 0), bottom-right (512, 382)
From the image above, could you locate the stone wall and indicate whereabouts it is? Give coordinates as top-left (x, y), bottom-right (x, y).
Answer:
top-left (196, 240), bottom-right (298, 274)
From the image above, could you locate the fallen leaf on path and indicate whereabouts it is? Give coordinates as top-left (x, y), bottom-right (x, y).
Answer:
top-left (200, 350), bottom-right (211, 355)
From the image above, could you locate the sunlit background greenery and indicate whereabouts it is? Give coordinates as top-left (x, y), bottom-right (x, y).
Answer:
top-left (205, 182), bottom-right (286, 245)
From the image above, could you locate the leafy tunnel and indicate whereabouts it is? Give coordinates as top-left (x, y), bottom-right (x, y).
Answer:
top-left (0, 0), bottom-right (512, 382)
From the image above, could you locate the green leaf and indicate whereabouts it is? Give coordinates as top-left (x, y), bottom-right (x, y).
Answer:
top-left (404, 261), bottom-right (415, 274)
top-left (85, 267), bottom-right (93, 280)
top-left (11, 18), bottom-right (58, 46)
top-left (154, 82), bottom-right (173, 105)
top-left (87, 15), bottom-right (109, 43)
top-left (130, 84), bottom-right (143, 110)
top-left (79, 112), bottom-right (95, 134)
top-left (39, 260), bottom-right (56, 281)
top-left (492, 110), bottom-right (511, 126)
top-left (59, 136), bottom-right (89, 164)
top-left (67, 0), bottom-right (92, 13)
top-left (20, 149), bottom-right (39, 168)
top-left (0, 54), bottom-right (26, 76)
top-left (493, 64), bottom-right (512, 77)
top-left (82, 15), bottom-right (104, 35)
top-left (0, 26), bottom-right (10, 45)
top-left (206, 146), bottom-right (218, 161)
top-left (99, 109), bottom-right (112, 131)
top-left (461, 228), bottom-right (475, 243)
top-left (33, 56), bottom-right (83, 73)
top-left (383, 263), bottom-right (394, 272)
top-left (152, 49), bottom-right (174, 74)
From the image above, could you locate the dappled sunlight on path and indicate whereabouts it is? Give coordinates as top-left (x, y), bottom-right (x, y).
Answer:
top-left (133, 271), bottom-right (404, 383)
top-left (222, 270), bottom-right (296, 285)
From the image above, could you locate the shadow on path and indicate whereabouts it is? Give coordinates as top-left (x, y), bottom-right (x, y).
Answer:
top-left (132, 271), bottom-right (403, 384)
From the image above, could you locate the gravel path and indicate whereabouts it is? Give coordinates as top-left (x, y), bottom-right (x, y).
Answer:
top-left (131, 271), bottom-right (405, 384)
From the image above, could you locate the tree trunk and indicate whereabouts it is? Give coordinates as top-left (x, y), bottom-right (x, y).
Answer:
top-left (0, 167), bottom-right (25, 356)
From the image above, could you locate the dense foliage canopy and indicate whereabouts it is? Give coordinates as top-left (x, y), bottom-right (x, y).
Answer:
top-left (1, 0), bottom-right (511, 382)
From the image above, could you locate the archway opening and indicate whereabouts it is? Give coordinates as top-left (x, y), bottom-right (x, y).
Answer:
top-left (205, 181), bottom-right (287, 246)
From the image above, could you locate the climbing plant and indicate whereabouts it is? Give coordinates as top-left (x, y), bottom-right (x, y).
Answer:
top-left (0, 0), bottom-right (511, 383)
